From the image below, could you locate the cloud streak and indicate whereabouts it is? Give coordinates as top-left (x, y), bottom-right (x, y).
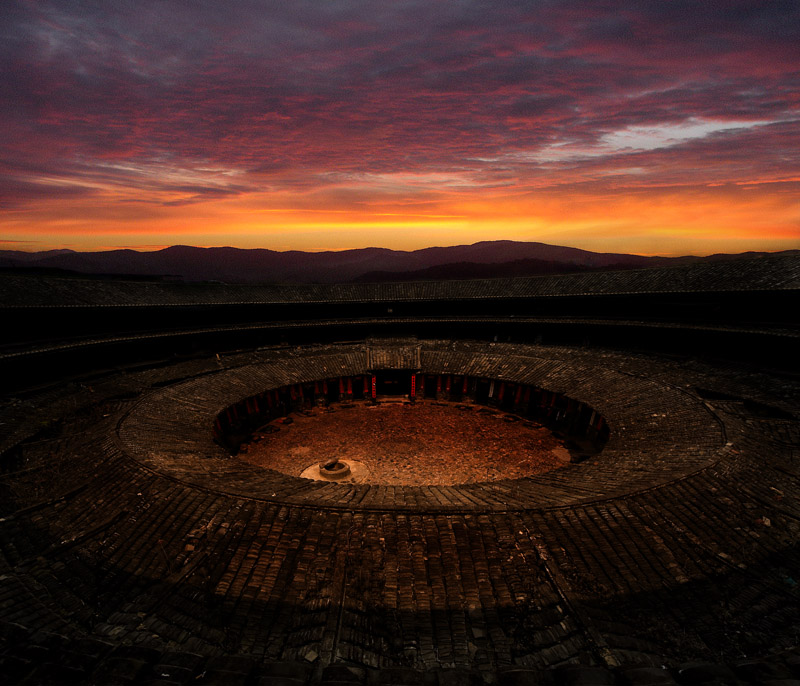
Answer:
top-left (1, 0), bottom-right (798, 253)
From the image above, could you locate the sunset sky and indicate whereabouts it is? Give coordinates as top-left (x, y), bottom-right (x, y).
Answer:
top-left (1, 1), bottom-right (799, 255)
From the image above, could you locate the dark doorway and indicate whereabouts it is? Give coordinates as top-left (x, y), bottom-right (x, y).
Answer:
top-left (377, 370), bottom-right (412, 396)
top-left (499, 383), bottom-right (516, 411)
top-left (326, 379), bottom-right (340, 404)
top-left (474, 379), bottom-right (491, 404)
top-left (449, 376), bottom-right (464, 401)
top-left (424, 375), bottom-right (438, 399)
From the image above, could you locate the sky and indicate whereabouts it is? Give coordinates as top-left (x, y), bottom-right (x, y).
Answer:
top-left (1, 0), bottom-right (799, 256)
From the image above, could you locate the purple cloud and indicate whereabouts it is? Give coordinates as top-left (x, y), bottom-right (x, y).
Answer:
top-left (1, 0), bottom-right (798, 209)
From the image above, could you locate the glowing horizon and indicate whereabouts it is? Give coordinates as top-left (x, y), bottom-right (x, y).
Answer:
top-left (2, 2), bottom-right (799, 256)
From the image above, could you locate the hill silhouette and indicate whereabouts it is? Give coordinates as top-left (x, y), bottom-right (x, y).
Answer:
top-left (1, 241), bottom-right (794, 284)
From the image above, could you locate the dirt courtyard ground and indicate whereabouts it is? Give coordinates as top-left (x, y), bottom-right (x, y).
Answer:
top-left (238, 400), bottom-right (568, 485)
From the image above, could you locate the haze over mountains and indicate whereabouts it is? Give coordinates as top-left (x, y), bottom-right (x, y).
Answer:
top-left (0, 242), bottom-right (794, 284)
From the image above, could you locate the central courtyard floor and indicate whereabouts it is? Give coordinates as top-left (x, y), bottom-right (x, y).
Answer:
top-left (238, 400), bottom-right (569, 485)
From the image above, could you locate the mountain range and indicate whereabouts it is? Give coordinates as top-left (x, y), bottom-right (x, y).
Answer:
top-left (0, 242), bottom-right (794, 284)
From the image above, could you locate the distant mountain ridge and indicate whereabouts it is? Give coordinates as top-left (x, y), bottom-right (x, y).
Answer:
top-left (0, 242), bottom-right (795, 284)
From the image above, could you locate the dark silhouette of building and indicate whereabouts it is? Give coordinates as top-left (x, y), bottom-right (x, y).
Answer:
top-left (0, 254), bottom-right (798, 684)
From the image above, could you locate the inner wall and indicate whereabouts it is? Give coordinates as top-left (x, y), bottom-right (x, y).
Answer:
top-left (216, 371), bottom-right (609, 486)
